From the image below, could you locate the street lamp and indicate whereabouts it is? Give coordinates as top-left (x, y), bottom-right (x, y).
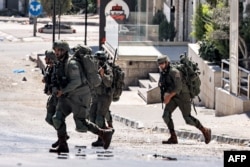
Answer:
top-left (84, 0), bottom-right (88, 45)
top-left (52, 0), bottom-right (56, 44)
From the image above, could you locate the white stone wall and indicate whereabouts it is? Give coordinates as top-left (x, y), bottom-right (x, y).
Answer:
top-left (188, 43), bottom-right (250, 115)
top-left (188, 43), bottom-right (221, 109)
top-left (215, 88), bottom-right (250, 116)
top-left (116, 59), bottom-right (159, 89)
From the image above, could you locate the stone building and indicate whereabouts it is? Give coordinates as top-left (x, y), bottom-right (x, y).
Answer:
top-left (0, 0), bottom-right (29, 16)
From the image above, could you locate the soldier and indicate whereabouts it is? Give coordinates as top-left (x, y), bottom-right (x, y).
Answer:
top-left (42, 50), bottom-right (70, 149)
top-left (50, 40), bottom-right (114, 153)
top-left (157, 55), bottom-right (211, 144)
top-left (105, 110), bottom-right (113, 128)
top-left (89, 51), bottom-right (114, 147)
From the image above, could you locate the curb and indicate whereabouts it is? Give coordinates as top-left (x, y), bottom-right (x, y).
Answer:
top-left (112, 114), bottom-right (250, 146)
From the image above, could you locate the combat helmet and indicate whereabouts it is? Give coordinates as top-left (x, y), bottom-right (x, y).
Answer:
top-left (53, 40), bottom-right (70, 52)
top-left (94, 50), bottom-right (107, 61)
top-left (157, 55), bottom-right (170, 64)
top-left (45, 50), bottom-right (56, 61)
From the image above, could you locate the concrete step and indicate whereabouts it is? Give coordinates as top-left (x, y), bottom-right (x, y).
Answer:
top-left (138, 79), bottom-right (151, 88)
top-left (149, 73), bottom-right (160, 82)
top-left (137, 88), bottom-right (148, 103)
top-left (149, 82), bottom-right (158, 89)
top-left (128, 86), bottom-right (140, 91)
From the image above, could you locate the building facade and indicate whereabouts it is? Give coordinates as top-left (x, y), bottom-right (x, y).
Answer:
top-left (0, 0), bottom-right (29, 16)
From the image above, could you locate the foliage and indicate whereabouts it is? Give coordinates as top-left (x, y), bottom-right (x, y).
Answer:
top-left (168, 21), bottom-right (176, 41)
top-left (240, 4), bottom-right (250, 45)
top-left (71, 0), bottom-right (86, 13)
top-left (40, 0), bottom-right (72, 17)
top-left (191, 3), bottom-right (206, 41)
top-left (152, 10), bottom-right (176, 41)
top-left (207, 5), bottom-right (230, 58)
top-left (205, 0), bottom-right (218, 8)
top-left (71, 0), bottom-right (96, 14)
top-left (193, 1), bottom-right (230, 63)
top-left (152, 10), bottom-right (166, 24)
top-left (159, 20), bottom-right (168, 41)
top-left (87, 0), bottom-right (97, 13)
top-left (198, 40), bottom-right (221, 64)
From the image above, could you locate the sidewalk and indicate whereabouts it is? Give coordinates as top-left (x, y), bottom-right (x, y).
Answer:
top-left (0, 14), bottom-right (99, 25)
top-left (110, 90), bottom-right (250, 146)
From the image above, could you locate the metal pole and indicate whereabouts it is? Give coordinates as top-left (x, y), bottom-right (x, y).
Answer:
top-left (84, 0), bottom-right (88, 45)
top-left (58, 4), bottom-right (61, 40)
top-left (52, 0), bottom-right (56, 44)
top-left (33, 16), bottom-right (37, 37)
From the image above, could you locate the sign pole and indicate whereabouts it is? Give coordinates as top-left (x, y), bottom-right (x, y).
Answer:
top-left (33, 17), bottom-right (37, 37)
top-left (29, 0), bottom-right (42, 37)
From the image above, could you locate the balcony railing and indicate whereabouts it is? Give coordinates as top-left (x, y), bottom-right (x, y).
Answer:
top-left (221, 59), bottom-right (250, 99)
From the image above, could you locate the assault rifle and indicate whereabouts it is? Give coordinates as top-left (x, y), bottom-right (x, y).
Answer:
top-left (51, 62), bottom-right (60, 96)
top-left (42, 66), bottom-right (51, 94)
top-left (113, 48), bottom-right (118, 65)
top-left (159, 83), bottom-right (166, 109)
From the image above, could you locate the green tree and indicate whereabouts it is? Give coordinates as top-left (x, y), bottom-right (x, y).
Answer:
top-left (191, 3), bottom-right (207, 41)
top-left (87, 0), bottom-right (97, 13)
top-left (194, 1), bottom-right (230, 63)
top-left (209, 6), bottom-right (230, 59)
top-left (40, 0), bottom-right (72, 17)
top-left (71, 0), bottom-right (96, 14)
top-left (152, 10), bottom-right (176, 41)
top-left (152, 10), bottom-right (166, 25)
top-left (159, 20), bottom-right (168, 41)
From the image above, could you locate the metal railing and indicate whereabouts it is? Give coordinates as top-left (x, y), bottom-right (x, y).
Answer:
top-left (221, 59), bottom-right (250, 99)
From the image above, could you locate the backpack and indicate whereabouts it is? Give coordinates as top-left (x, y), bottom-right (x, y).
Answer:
top-left (111, 64), bottom-right (125, 102)
top-left (71, 44), bottom-right (101, 88)
top-left (172, 54), bottom-right (201, 100)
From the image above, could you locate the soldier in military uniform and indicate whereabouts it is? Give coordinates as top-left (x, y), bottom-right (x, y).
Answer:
top-left (89, 50), bottom-right (114, 147)
top-left (42, 50), bottom-right (70, 149)
top-left (157, 55), bottom-right (211, 144)
top-left (50, 40), bottom-right (114, 153)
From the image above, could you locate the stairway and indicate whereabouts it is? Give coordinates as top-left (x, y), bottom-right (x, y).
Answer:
top-left (128, 73), bottom-right (161, 104)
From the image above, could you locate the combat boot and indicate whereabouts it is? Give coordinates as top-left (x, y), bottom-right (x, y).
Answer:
top-left (162, 131), bottom-right (178, 144)
top-left (98, 128), bottom-right (115, 149)
top-left (199, 126), bottom-right (211, 144)
top-left (49, 135), bottom-right (69, 153)
top-left (91, 137), bottom-right (104, 147)
top-left (51, 135), bottom-right (70, 148)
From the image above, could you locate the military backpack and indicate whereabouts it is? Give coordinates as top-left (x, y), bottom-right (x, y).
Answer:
top-left (172, 54), bottom-right (201, 100)
top-left (111, 64), bottom-right (125, 102)
top-left (71, 44), bottom-right (101, 88)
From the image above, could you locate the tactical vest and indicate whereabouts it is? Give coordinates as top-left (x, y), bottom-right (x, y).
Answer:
top-left (159, 66), bottom-right (175, 93)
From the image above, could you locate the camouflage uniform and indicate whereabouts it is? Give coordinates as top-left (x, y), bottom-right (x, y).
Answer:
top-left (43, 50), bottom-right (57, 126)
top-left (89, 51), bottom-right (113, 147)
top-left (42, 50), bottom-right (68, 148)
top-left (157, 55), bottom-right (211, 144)
top-left (50, 40), bottom-right (114, 153)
